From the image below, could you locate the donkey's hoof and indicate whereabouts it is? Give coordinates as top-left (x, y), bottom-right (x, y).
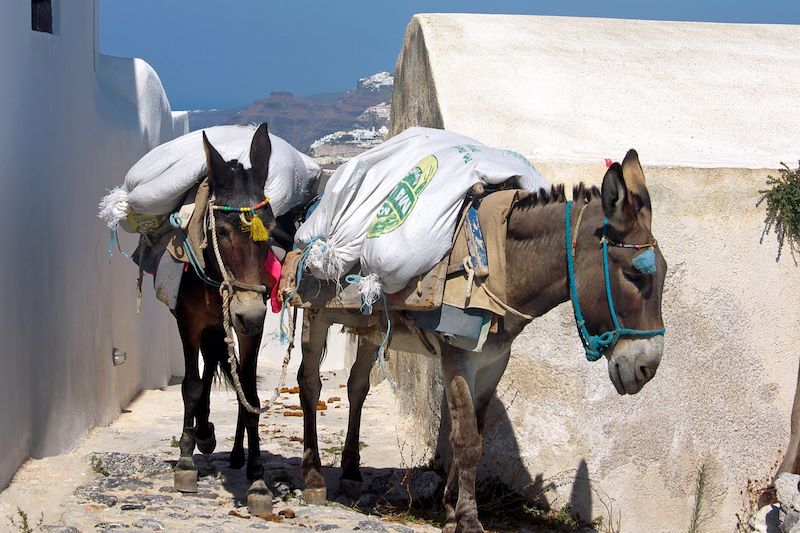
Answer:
top-left (229, 449), bottom-right (245, 469)
top-left (196, 423), bottom-right (216, 455)
top-left (174, 458), bottom-right (198, 493)
top-left (339, 478), bottom-right (362, 500)
top-left (302, 486), bottom-right (327, 506)
top-left (247, 479), bottom-right (273, 516)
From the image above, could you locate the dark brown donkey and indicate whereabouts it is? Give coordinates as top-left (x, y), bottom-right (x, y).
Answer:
top-left (172, 124), bottom-right (276, 514)
top-left (296, 150), bottom-right (667, 532)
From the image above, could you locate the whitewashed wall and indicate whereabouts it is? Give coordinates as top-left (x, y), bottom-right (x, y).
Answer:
top-left (0, 0), bottom-right (187, 489)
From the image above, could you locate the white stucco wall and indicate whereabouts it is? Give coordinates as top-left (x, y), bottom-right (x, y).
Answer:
top-left (0, 0), bottom-right (187, 489)
top-left (388, 14), bottom-right (800, 531)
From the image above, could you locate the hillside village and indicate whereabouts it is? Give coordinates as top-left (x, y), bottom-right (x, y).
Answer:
top-left (189, 71), bottom-right (393, 163)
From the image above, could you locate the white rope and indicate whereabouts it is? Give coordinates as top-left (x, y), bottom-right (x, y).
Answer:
top-left (356, 273), bottom-right (383, 314)
top-left (98, 186), bottom-right (130, 229)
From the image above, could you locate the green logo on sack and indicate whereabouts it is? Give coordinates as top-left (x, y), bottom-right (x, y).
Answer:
top-left (367, 155), bottom-right (439, 238)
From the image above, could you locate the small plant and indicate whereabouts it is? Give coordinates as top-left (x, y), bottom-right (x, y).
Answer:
top-left (688, 463), bottom-right (711, 533)
top-left (170, 435), bottom-right (180, 448)
top-left (758, 161), bottom-right (800, 263)
top-left (8, 507), bottom-right (43, 533)
top-left (90, 456), bottom-right (110, 476)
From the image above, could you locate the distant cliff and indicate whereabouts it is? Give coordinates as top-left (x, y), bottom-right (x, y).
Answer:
top-left (188, 72), bottom-right (393, 153)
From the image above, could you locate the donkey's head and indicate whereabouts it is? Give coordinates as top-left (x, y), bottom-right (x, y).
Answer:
top-left (203, 123), bottom-right (275, 336)
top-left (574, 150), bottom-right (666, 395)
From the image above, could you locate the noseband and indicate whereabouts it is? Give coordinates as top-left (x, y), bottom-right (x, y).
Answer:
top-left (565, 200), bottom-right (665, 361)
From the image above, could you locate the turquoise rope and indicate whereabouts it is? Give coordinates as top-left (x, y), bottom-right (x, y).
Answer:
top-left (169, 213), bottom-right (221, 288)
top-left (344, 273), bottom-right (395, 389)
top-left (277, 237), bottom-right (324, 342)
top-left (565, 201), bottom-right (665, 361)
top-left (107, 227), bottom-right (130, 258)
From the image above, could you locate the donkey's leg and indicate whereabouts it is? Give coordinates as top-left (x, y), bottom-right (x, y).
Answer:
top-left (442, 461), bottom-right (460, 533)
top-left (237, 333), bottom-right (273, 515)
top-left (474, 348), bottom-right (511, 435)
top-left (442, 348), bottom-right (485, 533)
top-left (298, 311), bottom-right (329, 504)
top-left (174, 319), bottom-right (203, 493)
top-left (212, 341), bottom-right (246, 468)
top-left (229, 409), bottom-right (246, 469)
top-left (339, 335), bottom-right (377, 498)
top-left (195, 329), bottom-right (224, 456)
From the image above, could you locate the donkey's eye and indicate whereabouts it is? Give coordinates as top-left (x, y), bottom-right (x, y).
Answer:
top-left (217, 226), bottom-right (231, 238)
top-left (623, 270), bottom-right (652, 294)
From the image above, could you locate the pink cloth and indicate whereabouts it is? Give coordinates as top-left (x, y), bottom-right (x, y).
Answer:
top-left (264, 249), bottom-right (283, 313)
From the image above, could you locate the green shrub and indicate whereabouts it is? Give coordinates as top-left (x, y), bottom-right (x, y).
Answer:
top-left (758, 161), bottom-right (800, 263)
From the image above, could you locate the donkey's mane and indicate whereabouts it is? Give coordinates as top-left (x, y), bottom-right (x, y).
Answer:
top-left (515, 183), bottom-right (601, 210)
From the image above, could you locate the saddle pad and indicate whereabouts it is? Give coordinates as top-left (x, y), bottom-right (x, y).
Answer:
top-left (165, 179), bottom-right (210, 267)
top-left (443, 189), bottom-right (528, 316)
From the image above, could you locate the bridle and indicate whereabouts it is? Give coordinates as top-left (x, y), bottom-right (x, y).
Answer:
top-left (201, 196), bottom-right (273, 415)
top-left (565, 200), bottom-right (665, 361)
top-left (206, 195), bottom-right (272, 296)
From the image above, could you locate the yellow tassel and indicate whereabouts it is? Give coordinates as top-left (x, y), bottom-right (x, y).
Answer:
top-left (247, 213), bottom-right (269, 241)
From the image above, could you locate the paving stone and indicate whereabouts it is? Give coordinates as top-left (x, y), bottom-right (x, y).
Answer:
top-left (132, 518), bottom-right (165, 530)
top-left (121, 503), bottom-right (146, 511)
top-left (190, 526), bottom-right (226, 533)
top-left (77, 492), bottom-right (119, 507)
top-left (87, 453), bottom-right (173, 478)
top-left (133, 493), bottom-right (173, 504)
top-left (95, 522), bottom-right (128, 530)
top-left (354, 520), bottom-right (388, 531)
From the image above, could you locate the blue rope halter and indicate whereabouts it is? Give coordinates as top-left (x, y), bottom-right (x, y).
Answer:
top-left (565, 200), bottom-right (665, 361)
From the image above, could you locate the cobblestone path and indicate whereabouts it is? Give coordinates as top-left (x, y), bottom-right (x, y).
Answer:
top-left (0, 366), bottom-right (440, 533)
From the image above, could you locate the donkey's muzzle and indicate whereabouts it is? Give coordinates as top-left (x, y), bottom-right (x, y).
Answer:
top-left (231, 294), bottom-right (267, 336)
top-left (606, 336), bottom-right (664, 395)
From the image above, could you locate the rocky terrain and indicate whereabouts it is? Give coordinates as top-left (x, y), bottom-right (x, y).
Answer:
top-left (189, 72), bottom-right (393, 154)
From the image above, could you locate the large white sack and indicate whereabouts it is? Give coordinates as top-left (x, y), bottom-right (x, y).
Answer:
top-left (295, 127), bottom-right (547, 293)
top-left (362, 140), bottom-right (547, 293)
top-left (100, 125), bottom-right (320, 229)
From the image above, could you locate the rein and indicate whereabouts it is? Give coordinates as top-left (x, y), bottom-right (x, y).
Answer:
top-left (565, 200), bottom-right (665, 361)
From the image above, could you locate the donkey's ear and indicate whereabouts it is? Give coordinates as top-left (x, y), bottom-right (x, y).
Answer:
top-left (621, 149), bottom-right (652, 229)
top-left (601, 162), bottom-right (635, 232)
top-left (203, 131), bottom-right (232, 193)
top-left (249, 123), bottom-right (272, 187)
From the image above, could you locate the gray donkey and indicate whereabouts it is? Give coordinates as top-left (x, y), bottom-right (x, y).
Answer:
top-left (294, 150), bottom-right (666, 532)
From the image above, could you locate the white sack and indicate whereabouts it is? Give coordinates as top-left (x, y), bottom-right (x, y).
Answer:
top-left (295, 127), bottom-right (547, 293)
top-left (100, 125), bottom-right (320, 230)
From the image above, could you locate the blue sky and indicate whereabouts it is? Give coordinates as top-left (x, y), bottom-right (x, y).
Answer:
top-left (100, 1), bottom-right (800, 111)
